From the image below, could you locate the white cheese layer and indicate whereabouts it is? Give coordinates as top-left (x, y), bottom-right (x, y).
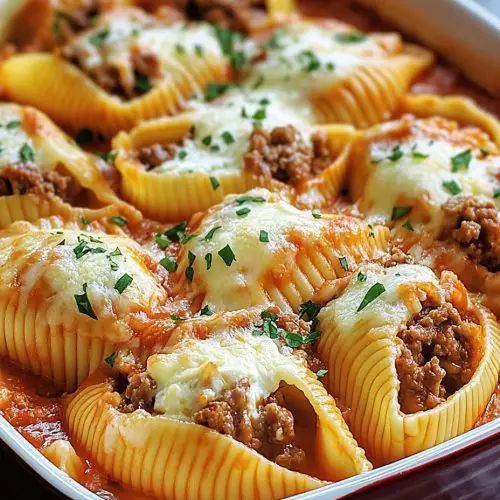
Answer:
top-left (153, 87), bottom-right (317, 175)
top-left (0, 105), bottom-right (34, 169)
top-left (0, 229), bottom-right (165, 322)
top-left (148, 324), bottom-right (298, 420)
top-left (362, 138), bottom-right (499, 230)
top-left (249, 22), bottom-right (383, 93)
top-left (183, 188), bottom-right (326, 311)
top-left (319, 263), bottom-right (438, 336)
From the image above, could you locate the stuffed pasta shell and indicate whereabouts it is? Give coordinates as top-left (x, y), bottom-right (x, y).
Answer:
top-left (171, 188), bottom-right (389, 312)
top-left (0, 103), bottom-right (134, 228)
top-left (0, 7), bottom-right (236, 136)
top-left (0, 221), bottom-right (168, 390)
top-left (65, 308), bottom-right (371, 499)
top-left (348, 95), bottom-right (500, 313)
top-left (112, 87), bottom-right (354, 220)
top-left (317, 262), bottom-right (500, 465)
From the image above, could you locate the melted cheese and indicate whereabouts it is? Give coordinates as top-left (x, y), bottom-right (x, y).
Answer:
top-left (148, 324), bottom-right (298, 420)
top-left (153, 88), bottom-right (316, 175)
top-left (250, 22), bottom-right (383, 93)
top-left (0, 228), bottom-right (165, 324)
top-left (362, 138), bottom-right (499, 230)
top-left (182, 189), bottom-right (326, 311)
top-left (319, 263), bottom-right (438, 336)
top-left (0, 105), bottom-right (34, 169)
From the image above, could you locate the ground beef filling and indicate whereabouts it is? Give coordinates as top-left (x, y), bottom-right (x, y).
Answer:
top-left (62, 41), bottom-right (160, 99)
top-left (137, 143), bottom-right (178, 170)
top-left (0, 164), bottom-right (78, 202)
top-left (244, 125), bottom-right (332, 186)
top-left (54, 0), bottom-right (103, 42)
top-left (442, 196), bottom-right (500, 272)
top-left (171, 0), bottom-right (265, 32)
top-left (193, 379), bottom-right (305, 470)
top-left (119, 372), bottom-right (157, 413)
top-left (396, 296), bottom-right (475, 414)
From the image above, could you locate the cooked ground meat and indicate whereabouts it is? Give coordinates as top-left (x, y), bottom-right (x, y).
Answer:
top-left (119, 372), bottom-right (157, 413)
top-left (442, 196), bottom-right (500, 272)
top-left (170, 0), bottom-right (265, 32)
top-left (381, 246), bottom-right (414, 268)
top-left (62, 37), bottom-right (159, 99)
top-left (55, 0), bottom-right (102, 42)
top-left (138, 143), bottom-right (179, 169)
top-left (193, 378), bottom-right (305, 470)
top-left (396, 295), bottom-right (475, 414)
top-left (244, 126), bottom-right (332, 186)
top-left (0, 164), bottom-right (78, 202)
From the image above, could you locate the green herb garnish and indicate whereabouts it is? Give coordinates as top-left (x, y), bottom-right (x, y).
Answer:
top-left (74, 283), bottom-right (97, 319)
top-left (218, 244), bottom-right (236, 266)
top-left (114, 273), bottom-right (133, 294)
top-left (357, 283), bottom-right (386, 311)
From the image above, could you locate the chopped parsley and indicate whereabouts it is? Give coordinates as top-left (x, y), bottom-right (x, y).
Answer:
top-left (252, 108), bottom-right (266, 121)
top-left (73, 239), bottom-right (105, 259)
top-left (160, 256), bottom-right (177, 272)
top-left (19, 143), bottom-right (34, 163)
top-left (194, 44), bottom-right (204, 57)
top-left (259, 230), bottom-right (269, 243)
top-left (204, 82), bottom-right (232, 102)
top-left (451, 149), bottom-right (472, 172)
top-left (204, 225), bottom-right (222, 241)
top-left (298, 300), bottom-right (321, 321)
top-left (299, 50), bottom-right (321, 72)
top-left (357, 283), bottom-right (386, 311)
top-left (205, 252), bottom-right (212, 270)
top-left (80, 216), bottom-right (90, 225)
top-left (251, 75), bottom-right (264, 89)
top-left (402, 219), bottom-right (414, 232)
top-left (6, 120), bottom-right (21, 129)
top-left (218, 244), bottom-right (236, 266)
top-left (165, 222), bottom-right (188, 242)
top-left (89, 28), bottom-right (110, 47)
top-left (96, 150), bottom-right (117, 163)
top-left (221, 131), bottom-right (235, 144)
top-left (312, 212), bottom-right (322, 219)
top-left (411, 150), bottom-right (429, 160)
top-left (442, 179), bottom-right (462, 195)
top-left (74, 283), bottom-right (97, 319)
top-left (357, 272), bottom-right (367, 282)
top-left (200, 304), bottom-right (213, 316)
top-left (104, 351), bottom-right (116, 368)
top-left (212, 25), bottom-right (246, 70)
top-left (209, 176), bottom-right (220, 190)
top-left (494, 187), bottom-right (500, 198)
top-left (339, 256), bottom-right (349, 272)
top-left (235, 195), bottom-right (265, 205)
top-left (155, 233), bottom-right (171, 249)
top-left (316, 369), bottom-right (328, 378)
top-left (109, 216), bottom-right (128, 226)
top-left (387, 145), bottom-right (403, 162)
top-left (335, 32), bottom-right (367, 43)
top-left (175, 43), bottom-right (185, 55)
top-left (202, 135), bottom-right (212, 146)
top-left (185, 266), bottom-right (194, 281)
top-left (134, 73), bottom-right (152, 94)
top-left (114, 273), bottom-right (133, 294)
top-left (391, 206), bottom-right (411, 221)
top-left (236, 207), bottom-right (251, 217)
top-left (178, 150), bottom-right (188, 160)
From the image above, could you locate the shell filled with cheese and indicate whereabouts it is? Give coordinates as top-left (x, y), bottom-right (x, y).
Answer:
top-left (173, 188), bottom-right (389, 312)
top-left (0, 222), bottom-right (168, 390)
top-left (317, 262), bottom-right (500, 465)
top-left (112, 86), bottom-right (354, 221)
top-left (0, 103), bottom-right (135, 228)
top-left (0, 7), bottom-right (234, 136)
top-left (247, 20), bottom-right (433, 128)
top-left (64, 309), bottom-right (371, 499)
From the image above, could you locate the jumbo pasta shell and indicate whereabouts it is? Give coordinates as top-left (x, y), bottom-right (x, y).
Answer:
top-left (0, 224), bottom-right (168, 390)
top-left (312, 47), bottom-right (434, 128)
top-left (0, 51), bottom-right (231, 137)
top-left (317, 265), bottom-right (500, 465)
top-left (113, 118), bottom-right (354, 221)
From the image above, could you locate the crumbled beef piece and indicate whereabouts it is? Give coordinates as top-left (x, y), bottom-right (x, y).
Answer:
top-left (138, 143), bottom-right (178, 169)
top-left (131, 46), bottom-right (161, 80)
top-left (193, 378), bottom-right (305, 469)
top-left (381, 246), bottom-right (414, 267)
top-left (396, 296), bottom-right (475, 414)
top-left (275, 444), bottom-right (306, 471)
top-left (171, 0), bottom-right (265, 32)
top-left (244, 125), bottom-right (332, 186)
top-left (0, 164), bottom-right (77, 201)
top-left (56, 0), bottom-right (102, 39)
top-left (442, 196), bottom-right (500, 272)
top-left (120, 372), bottom-right (157, 413)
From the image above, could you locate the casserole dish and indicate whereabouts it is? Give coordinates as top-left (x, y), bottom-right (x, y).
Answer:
top-left (0, 0), bottom-right (498, 499)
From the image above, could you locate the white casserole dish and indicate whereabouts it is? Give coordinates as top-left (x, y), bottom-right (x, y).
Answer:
top-left (0, 1), bottom-right (498, 498)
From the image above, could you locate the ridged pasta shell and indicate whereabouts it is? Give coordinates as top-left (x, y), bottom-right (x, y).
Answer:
top-left (317, 265), bottom-right (500, 465)
top-left (113, 117), bottom-right (354, 221)
top-left (174, 189), bottom-right (390, 312)
top-left (0, 52), bottom-right (231, 137)
top-left (0, 224), bottom-right (168, 390)
top-left (312, 48), bottom-right (434, 128)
